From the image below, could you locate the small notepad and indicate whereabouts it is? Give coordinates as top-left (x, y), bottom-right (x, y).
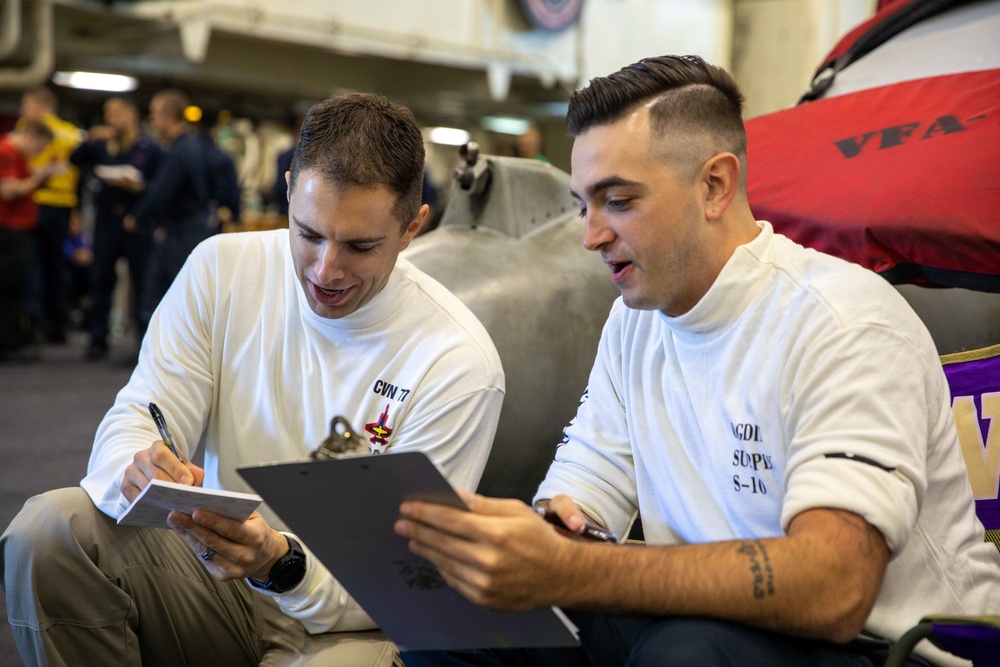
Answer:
top-left (94, 164), bottom-right (144, 185)
top-left (117, 479), bottom-right (263, 528)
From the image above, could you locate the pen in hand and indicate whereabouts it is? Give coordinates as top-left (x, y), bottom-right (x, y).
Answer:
top-left (533, 505), bottom-right (619, 542)
top-left (147, 402), bottom-right (187, 465)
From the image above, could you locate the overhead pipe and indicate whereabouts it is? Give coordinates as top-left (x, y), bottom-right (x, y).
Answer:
top-left (129, 0), bottom-right (566, 93)
top-left (0, 0), bottom-right (23, 61)
top-left (0, 0), bottom-right (54, 90)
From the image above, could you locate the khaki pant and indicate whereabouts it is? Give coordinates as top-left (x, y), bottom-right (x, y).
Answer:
top-left (1, 488), bottom-right (400, 666)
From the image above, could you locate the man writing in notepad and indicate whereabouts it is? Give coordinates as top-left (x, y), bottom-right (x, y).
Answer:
top-left (2, 93), bottom-right (504, 667)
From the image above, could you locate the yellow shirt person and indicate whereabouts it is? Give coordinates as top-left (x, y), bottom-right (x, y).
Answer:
top-left (16, 112), bottom-right (80, 209)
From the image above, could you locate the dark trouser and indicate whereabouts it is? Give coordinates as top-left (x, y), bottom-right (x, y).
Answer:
top-left (28, 205), bottom-right (72, 337)
top-left (402, 612), bottom-right (934, 667)
top-left (1, 488), bottom-right (399, 667)
top-left (0, 227), bottom-right (32, 352)
top-left (88, 212), bottom-right (153, 344)
top-left (140, 217), bottom-right (210, 328)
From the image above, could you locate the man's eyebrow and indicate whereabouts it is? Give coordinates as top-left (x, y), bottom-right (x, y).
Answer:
top-left (342, 236), bottom-right (387, 244)
top-left (292, 219), bottom-right (385, 244)
top-left (291, 217), bottom-right (321, 235)
top-left (569, 176), bottom-right (644, 200)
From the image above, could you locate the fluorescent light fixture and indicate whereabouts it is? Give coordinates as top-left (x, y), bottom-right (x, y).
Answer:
top-left (427, 127), bottom-right (470, 146)
top-left (52, 71), bottom-right (139, 93)
top-left (481, 116), bottom-right (531, 135)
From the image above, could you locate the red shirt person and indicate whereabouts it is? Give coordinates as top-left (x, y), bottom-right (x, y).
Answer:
top-left (0, 120), bottom-right (57, 360)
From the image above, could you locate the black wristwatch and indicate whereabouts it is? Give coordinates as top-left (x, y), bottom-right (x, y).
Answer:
top-left (248, 535), bottom-right (306, 594)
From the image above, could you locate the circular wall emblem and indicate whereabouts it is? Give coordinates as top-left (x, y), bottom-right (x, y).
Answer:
top-left (518, 0), bottom-right (584, 32)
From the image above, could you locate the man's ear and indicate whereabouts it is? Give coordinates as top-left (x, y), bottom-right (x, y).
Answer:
top-left (400, 204), bottom-right (430, 250)
top-left (284, 171), bottom-right (291, 206)
top-left (701, 152), bottom-right (740, 221)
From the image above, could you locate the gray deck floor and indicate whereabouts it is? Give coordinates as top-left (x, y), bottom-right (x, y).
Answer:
top-left (0, 331), bottom-right (137, 666)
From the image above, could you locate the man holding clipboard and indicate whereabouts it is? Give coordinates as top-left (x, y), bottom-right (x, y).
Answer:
top-left (395, 55), bottom-right (1000, 667)
top-left (2, 93), bottom-right (504, 666)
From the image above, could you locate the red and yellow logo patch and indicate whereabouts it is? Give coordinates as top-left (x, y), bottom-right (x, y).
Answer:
top-left (365, 404), bottom-right (393, 453)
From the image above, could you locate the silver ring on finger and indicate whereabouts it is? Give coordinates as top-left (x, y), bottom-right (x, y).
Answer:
top-left (199, 547), bottom-right (217, 561)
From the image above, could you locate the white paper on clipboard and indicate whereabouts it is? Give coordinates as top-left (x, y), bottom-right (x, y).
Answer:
top-left (237, 452), bottom-right (580, 652)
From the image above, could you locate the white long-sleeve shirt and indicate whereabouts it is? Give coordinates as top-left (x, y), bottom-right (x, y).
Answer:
top-left (82, 229), bottom-right (505, 633)
top-left (537, 221), bottom-right (1000, 667)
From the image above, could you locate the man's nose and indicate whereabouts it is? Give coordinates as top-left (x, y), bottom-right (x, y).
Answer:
top-left (314, 244), bottom-right (346, 283)
top-left (582, 211), bottom-right (615, 252)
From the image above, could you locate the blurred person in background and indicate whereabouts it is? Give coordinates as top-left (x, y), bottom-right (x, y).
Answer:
top-left (130, 88), bottom-right (211, 327)
top-left (197, 108), bottom-right (241, 233)
top-left (71, 96), bottom-right (163, 360)
top-left (18, 86), bottom-right (81, 344)
top-left (0, 120), bottom-right (57, 362)
top-left (272, 113), bottom-right (304, 217)
top-left (273, 141), bottom-right (295, 216)
top-left (515, 122), bottom-right (549, 163)
top-left (415, 169), bottom-right (440, 236)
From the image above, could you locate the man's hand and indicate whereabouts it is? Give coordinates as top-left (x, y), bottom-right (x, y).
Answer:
top-left (395, 490), bottom-right (592, 611)
top-left (30, 160), bottom-right (65, 185)
top-left (535, 494), bottom-right (613, 540)
top-left (104, 175), bottom-right (143, 192)
top-left (41, 159), bottom-right (68, 178)
top-left (395, 493), bottom-right (890, 641)
top-left (167, 509), bottom-right (290, 583)
top-left (121, 440), bottom-right (205, 503)
top-left (87, 125), bottom-right (117, 142)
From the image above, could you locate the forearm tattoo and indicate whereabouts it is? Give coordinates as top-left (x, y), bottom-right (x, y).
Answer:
top-left (737, 540), bottom-right (775, 600)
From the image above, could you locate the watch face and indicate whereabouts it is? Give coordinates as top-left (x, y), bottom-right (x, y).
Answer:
top-left (269, 537), bottom-right (307, 593)
top-left (272, 555), bottom-right (306, 591)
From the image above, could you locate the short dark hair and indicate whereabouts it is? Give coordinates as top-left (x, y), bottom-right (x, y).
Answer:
top-left (20, 119), bottom-right (54, 142)
top-left (152, 89), bottom-right (190, 122)
top-left (289, 92), bottom-right (425, 225)
top-left (567, 55), bottom-right (747, 174)
top-left (105, 96), bottom-right (138, 113)
top-left (23, 87), bottom-right (58, 112)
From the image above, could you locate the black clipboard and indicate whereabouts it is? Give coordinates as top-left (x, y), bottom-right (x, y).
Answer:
top-left (237, 452), bottom-right (580, 651)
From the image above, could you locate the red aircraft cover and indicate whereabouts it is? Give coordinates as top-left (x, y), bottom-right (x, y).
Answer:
top-left (746, 68), bottom-right (1000, 291)
top-left (745, 0), bottom-right (1000, 292)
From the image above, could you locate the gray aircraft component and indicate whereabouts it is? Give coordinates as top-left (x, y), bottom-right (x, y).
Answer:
top-left (403, 152), bottom-right (620, 502)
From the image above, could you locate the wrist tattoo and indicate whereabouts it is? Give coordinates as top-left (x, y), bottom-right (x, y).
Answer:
top-left (737, 540), bottom-right (775, 600)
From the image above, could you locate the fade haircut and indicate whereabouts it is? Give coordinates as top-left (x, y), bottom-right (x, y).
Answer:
top-left (289, 92), bottom-right (425, 227)
top-left (567, 55), bottom-right (747, 184)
